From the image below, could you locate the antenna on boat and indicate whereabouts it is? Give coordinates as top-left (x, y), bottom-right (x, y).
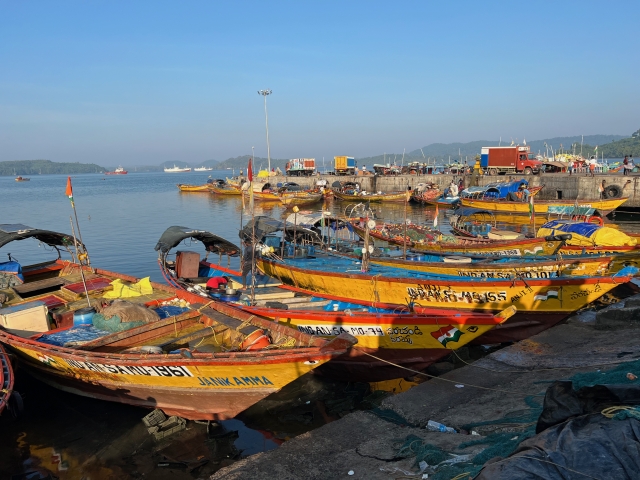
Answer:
top-left (69, 216), bottom-right (92, 307)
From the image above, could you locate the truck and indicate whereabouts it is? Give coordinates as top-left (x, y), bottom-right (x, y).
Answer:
top-left (286, 158), bottom-right (316, 176)
top-left (334, 156), bottom-right (356, 175)
top-left (480, 146), bottom-right (542, 175)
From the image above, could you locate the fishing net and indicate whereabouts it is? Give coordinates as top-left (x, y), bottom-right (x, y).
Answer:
top-left (92, 299), bottom-right (160, 324)
top-left (391, 360), bottom-right (640, 479)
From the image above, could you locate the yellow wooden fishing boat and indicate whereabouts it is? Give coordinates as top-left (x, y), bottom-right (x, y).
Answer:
top-left (279, 192), bottom-right (324, 207)
top-left (177, 183), bottom-right (211, 192)
top-left (210, 184), bottom-right (242, 195)
top-left (350, 222), bottom-right (566, 256)
top-left (0, 224), bottom-right (355, 420)
top-left (256, 252), bottom-right (637, 343)
top-left (461, 196), bottom-right (629, 216)
top-left (246, 190), bottom-right (282, 202)
top-left (333, 191), bottom-right (409, 203)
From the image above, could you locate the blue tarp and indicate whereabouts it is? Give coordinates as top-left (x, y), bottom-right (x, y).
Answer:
top-left (0, 261), bottom-right (23, 282)
top-left (155, 305), bottom-right (190, 319)
top-left (38, 325), bottom-right (110, 347)
top-left (540, 220), bottom-right (600, 238)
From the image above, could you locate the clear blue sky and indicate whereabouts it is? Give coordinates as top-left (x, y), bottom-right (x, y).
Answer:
top-left (1, 1), bottom-right (638, 165)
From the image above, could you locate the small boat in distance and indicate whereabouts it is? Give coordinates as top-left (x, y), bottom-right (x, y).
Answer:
top-left (105, 166), bottom-right (128, 175)
top-left (164, 165), bottom-right (192, 173)
top-left (194, 166), bottom-right (214, 172)
top-left (15, 176), bottom-right (30, 182)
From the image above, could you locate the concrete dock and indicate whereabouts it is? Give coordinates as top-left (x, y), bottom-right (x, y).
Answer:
top-left (211, 295), bottom-right (640, 479)
top-left (256, 172), bottom-right (640, 209)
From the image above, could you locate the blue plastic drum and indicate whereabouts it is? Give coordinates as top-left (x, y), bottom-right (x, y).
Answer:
top-left (73, 307), bottom-right (96, 327)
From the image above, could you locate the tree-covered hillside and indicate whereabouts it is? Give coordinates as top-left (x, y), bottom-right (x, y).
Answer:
top-left (0, 160), bottom-right (105, 176)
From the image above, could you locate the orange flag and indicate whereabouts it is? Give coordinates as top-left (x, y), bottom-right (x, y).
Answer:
top-left (66, 176), bottom-right (74, 204)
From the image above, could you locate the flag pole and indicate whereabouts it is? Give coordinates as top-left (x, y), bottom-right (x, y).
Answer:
top-left (69, 216), bottom-right (92, 308)
top-left (248, 158), bottom-right (256, 304)
top-left (65, 176), bottom-right (91, 266)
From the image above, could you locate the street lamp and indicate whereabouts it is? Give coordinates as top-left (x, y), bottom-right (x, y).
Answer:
top-left (258, 89), bottom-right (272, 172)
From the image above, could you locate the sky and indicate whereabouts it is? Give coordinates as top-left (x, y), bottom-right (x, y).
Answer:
top-left (1, 1), bottom-right (639, 165)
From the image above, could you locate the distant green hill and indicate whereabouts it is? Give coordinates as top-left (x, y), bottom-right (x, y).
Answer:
top-left (0, 159), bottom-right (105, 176)
top-left (579, 136), bottom-right (640, 159)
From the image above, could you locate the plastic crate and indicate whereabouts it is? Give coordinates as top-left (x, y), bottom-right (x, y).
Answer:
top-left (142, 409), bottom-right (167, 427)
top-left (153, 417), bottom-right (186, 440)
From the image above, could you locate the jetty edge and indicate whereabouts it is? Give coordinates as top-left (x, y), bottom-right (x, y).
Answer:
top-left (210, 294), bottom-right (640, 480)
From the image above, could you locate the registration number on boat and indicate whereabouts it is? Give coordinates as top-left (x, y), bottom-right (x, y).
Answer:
top-left (297, 325), bottom-right (385, 337)
top-left (65, 359), bottom-right (193, 377)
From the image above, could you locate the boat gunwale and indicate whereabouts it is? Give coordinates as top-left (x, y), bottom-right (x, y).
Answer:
top-left (238, 305), bottom-right (508, 326)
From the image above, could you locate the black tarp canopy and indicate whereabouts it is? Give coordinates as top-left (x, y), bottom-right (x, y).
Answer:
top-left (0, 224), bottom-right (81, 249)
top-left (239, 216), bottom-right (320, 242)
top-left (154, 226), bottom-right (240, 255)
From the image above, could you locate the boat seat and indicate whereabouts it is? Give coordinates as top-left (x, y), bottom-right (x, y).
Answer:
top-left (200, 307), bottom-right (260, 336)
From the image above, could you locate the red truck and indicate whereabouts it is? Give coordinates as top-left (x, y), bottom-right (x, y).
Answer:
top-left (480, 146), bottom-right (542, 175)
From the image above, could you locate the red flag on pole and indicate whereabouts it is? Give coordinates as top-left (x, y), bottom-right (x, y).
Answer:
top-left (66, 176), bottom-right (74, 205)
top-left (247, 158), bottom-right (254, 211)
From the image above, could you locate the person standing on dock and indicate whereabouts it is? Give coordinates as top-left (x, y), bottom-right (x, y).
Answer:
top-left (623, 156), bottom-right (630, 176)
top-left (588, 156), bottom-right (597, 177)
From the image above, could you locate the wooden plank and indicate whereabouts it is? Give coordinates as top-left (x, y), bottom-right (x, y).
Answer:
top-left (199, 308), bottom-right (260, 336)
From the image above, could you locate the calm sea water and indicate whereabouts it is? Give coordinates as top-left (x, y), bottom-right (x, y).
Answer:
top-left (3, 172), bottom-right (640, 478)
top-left (0, 171), bottom-right (435, 279)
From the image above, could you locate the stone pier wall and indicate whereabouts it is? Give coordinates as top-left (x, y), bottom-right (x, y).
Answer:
top-left (260, 173), bottom-right (640, 208)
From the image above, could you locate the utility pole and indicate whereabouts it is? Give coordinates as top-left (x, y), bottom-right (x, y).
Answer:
top-left (258, 89), bottom-right (272, 172)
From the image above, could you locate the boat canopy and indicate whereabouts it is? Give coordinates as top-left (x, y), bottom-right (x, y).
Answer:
top-left (0, 224), bottom-right (81, 249)
top-left (240, 216), bottom-right (319, 242)
top-left (154, 226), bottom-right (240, 255)
top-left (284, 212), bottom-right (341, 228)
top-left (483, 179), bottom-right (529, 199)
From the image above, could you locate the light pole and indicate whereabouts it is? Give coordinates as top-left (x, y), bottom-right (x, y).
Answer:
top-left (258, 89), bottom-right (272, 172)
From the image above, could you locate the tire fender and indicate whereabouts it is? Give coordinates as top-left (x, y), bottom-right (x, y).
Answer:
top-left (604, 184), bottom-right (622, 199)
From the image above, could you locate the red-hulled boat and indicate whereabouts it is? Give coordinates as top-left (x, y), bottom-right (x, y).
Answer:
top-left (105, 166), bottom-right (128, 175)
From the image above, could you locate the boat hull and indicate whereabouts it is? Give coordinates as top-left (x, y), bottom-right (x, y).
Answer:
top-left (279, 193), bottom-right (323, 206)
top-left (177, 184), bottom-right (210, 192)
top-left (461, 197), bottom-right (629, 215)
top-left (236, 304), bottom-right (513, 381)
top-left (257, 257), bottom-right (632, 343)
top-left (211, 185), bottom-right (242, 195)
top-left (0, 261), bottom-right (354, 420)
top-left (333, 191), bottom-right (409, 203)
top-left (9, 340), bottom-right (334, 420)
top-left (0, 344), bottom-right (14, 415)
